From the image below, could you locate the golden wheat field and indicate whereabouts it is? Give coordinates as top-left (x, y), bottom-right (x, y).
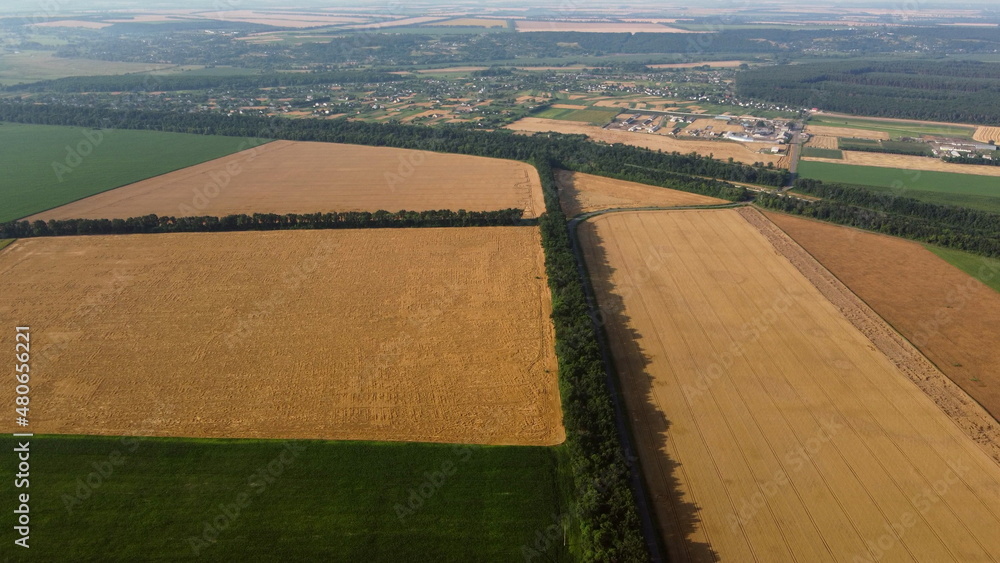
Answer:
top-left (974, 126), bottom-right (1000, 144)
top-left (579, 208), bottom-right (1000, 562)
top-left (30, 140), bottom-right (546, 221)
top-left (555, 170), bottom-right (726, 216)
top-left (0, 228), bottom-right (563, 445)
top-left (806, 135), bottom-right (839, 149)
top-left (506, 118), bottom-right (786, 167)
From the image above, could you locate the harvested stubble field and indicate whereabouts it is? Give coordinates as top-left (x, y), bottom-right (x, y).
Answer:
top-left (506, 118), bottom-right (786, 167)
top-left (805, 125), bottom-right (890, 140)
top-left (767, 211), bottom-right (1000, 423)
top-left (555, 169), bottom-right (726, 217)
top-left (974, 126), bottom-right (1000, 144)
top-left (0, 228), bottom-right (562, 445)
top-left (806, 135), bottom-right (839, 149)
top-left (802, 150), bottom-right (1000, 177)
top-left (579, 208), bottom-right (1000, 561)
top-left (30, 140), bottom-right (545, 221)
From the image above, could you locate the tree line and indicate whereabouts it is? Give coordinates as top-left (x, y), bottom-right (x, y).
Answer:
top-left (943, 154), bottom-right (1000, 167)
top-left (0, 101), bottom-right (790, 187)
top-left (737, 61), bottom-right (1000, 123)
top-left (0, 209), bottom-right (525, 239)
top-left (534, 157), bottom-right (649, 561)
top-left (757, 179), bottom-right (1000, 257)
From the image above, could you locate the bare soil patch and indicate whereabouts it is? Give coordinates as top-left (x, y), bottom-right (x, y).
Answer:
top-left (580, 208), bottom-right (1000, 561)
top-left (31, 140), bottom-right (545, 220)
top-left (555, 169), bottom-right (725, 216)
top-left (0, 228), bottom-right (562, 445)
top-left (507, 118), bottom-right (786, 167)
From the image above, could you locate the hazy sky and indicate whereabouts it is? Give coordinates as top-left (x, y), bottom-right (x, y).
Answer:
top-left (0, 0), bottom-right (994, 15)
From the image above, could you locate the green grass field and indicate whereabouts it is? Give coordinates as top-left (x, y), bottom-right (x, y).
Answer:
top-left (0, 123), bottom-right (268, 222)
top-left (534, 106), bottom-right (621, 125)
top-left (808, 115), bottom-right (976, 140)
top-left (798, 161), bottom-right (1000, 212)
top-left (0, 435), bottom-right (570, 562)
top-left (802, 147), bottom-right (843, 159)
top-left (926, 246), bottom-right (1000, 294)
top-left (0, 238), bottom-right (12, 251)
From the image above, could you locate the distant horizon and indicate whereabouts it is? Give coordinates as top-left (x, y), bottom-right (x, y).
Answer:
top-left (1, 0), bottom-right (997, 16)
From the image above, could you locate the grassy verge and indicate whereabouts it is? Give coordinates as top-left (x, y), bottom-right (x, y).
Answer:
top-left (926, 246), bottom-right (1000, 294)
top-left (0, 238), bottom-right (13, 251)
top-left (0, 435), bottom-right (568, 561)
top-left (0, 122), bottom-right (268, 222)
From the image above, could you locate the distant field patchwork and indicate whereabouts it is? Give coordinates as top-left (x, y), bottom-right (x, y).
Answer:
top-left (0, 122), bottom-right (266, 222)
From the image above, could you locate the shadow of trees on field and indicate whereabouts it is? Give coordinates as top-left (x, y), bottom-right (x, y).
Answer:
top-left (577, 220), bottom-right (719, 563)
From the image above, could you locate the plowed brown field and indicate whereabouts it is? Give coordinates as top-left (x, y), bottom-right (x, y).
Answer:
top-left (555, 169), bottom-right (726, 216)
top-left (0, 228), bottom-right (562, 445)
top-left (30, 140), bottom-right (545, 220)
top-left (506, 118), bottom-right (786, 167)
top-left (766, 211), bottom-right (1000, 422)
top-left (580, 208), bottom-right (1000, 562)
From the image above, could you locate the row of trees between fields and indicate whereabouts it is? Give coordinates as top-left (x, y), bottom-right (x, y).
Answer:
top-left (757, 179), bottom-right (1000, 258)
top-left (534, 157), bottom-right (650, 562)
top-left (0, 209), bottom-right (525, 238)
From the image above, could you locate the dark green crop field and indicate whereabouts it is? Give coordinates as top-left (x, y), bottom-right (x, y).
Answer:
top-left (0, 435), bottom-right (570, 562)
top-left (0, 123), bottom-right (267, 222)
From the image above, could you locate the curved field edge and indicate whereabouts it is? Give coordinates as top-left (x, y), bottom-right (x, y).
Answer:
top-left (925, 245), bottom-right (1000, 294)
top-left (0, 122), bottom-right (270, 223)
top-left (0, 435), bottom-right (569, 562)
top-left (0, 239), bottom-right (13, 252)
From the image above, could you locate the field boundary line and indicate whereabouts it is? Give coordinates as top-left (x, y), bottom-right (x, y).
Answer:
top-left (741, 206), bottom-right (1000, 466)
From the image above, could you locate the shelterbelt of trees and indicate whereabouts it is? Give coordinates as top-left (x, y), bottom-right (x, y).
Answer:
top-left (3, 70), bottom-right (408, 93)
top-left (944, 154), bottom-right (1000, 166)
top-left (737, 60), bottom-right (1000, 123)
top-left (0, 209), bottom-right (525, 239)
top-left (535, 157), bottom-right (649, 561)
top-left (0, 101), bottom-right (790, 187)
top-left (757, 179), bottom-right (1000, 258)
